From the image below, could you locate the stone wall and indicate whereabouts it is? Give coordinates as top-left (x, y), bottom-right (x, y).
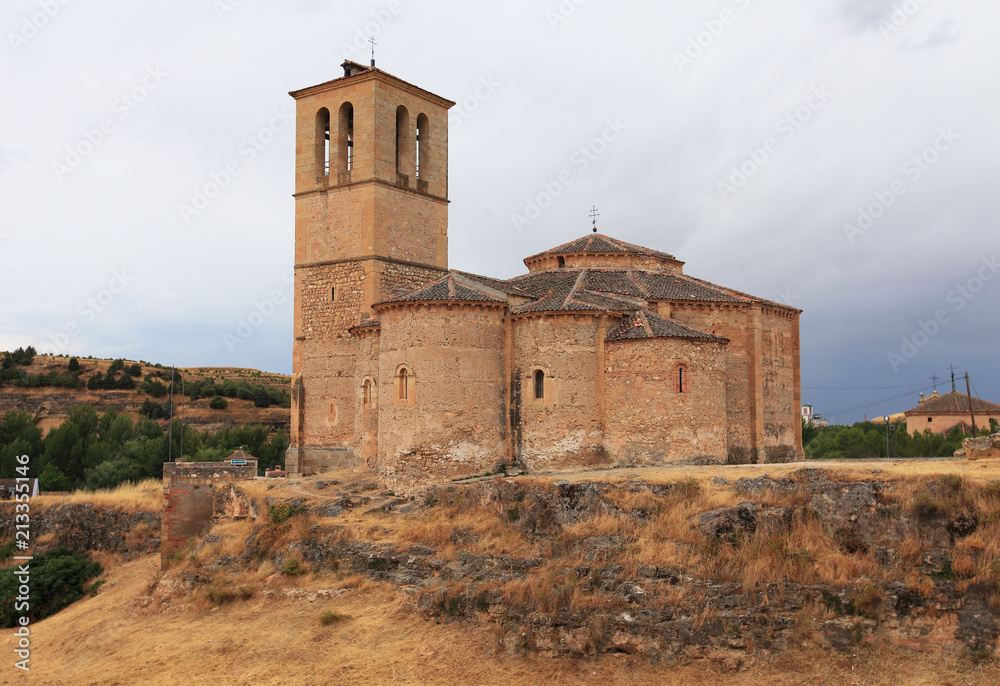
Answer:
top-left (161, 459), bottom-right (256, 567)
top-left (512, 314), bottom-right (607, 471)
top-left (376, 303), bottom-right (507, 492)
top-left (353, 327), bottom-right (381, 470)
top-left (604, 337), bottom-right (729, 464)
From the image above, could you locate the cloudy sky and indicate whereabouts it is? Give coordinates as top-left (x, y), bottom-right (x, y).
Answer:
top-left (1, 0), bottom-right (996, 424)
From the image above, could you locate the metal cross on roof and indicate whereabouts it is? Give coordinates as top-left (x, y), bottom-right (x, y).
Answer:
top-left (369, 36), bottom-right (377, 67)
top-left (948, 364), bottom-right (958, 393)
top-left (590, 206), bottom-right (600, 233)
top-left (930, 373), bottom-right (940, 392)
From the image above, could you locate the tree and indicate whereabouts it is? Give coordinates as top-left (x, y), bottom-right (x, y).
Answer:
top-left (107, 359), bottom-right (125, 375)
top-left (126, 363), bottom-right (142, 377)
top-left (68, 357), bottom-right (80, 372)
top-left (209, 396), bottom-right (228, 410)
top-left (38, 463), bottom-right (72, 492)
top-left (253, 387), bottom-right (271, 408)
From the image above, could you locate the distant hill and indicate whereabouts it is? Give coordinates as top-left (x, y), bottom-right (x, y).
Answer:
top-left (0, 351), bottom-right (290, 435)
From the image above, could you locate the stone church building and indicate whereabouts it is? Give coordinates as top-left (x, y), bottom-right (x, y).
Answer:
top-left (285, 61), bottom-right (803, 490)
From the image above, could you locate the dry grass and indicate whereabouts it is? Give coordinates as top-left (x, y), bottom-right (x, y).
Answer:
top-left (9, 553), bottom-right (997, 686)
top-left (33, 478), bottom-right (163, 511)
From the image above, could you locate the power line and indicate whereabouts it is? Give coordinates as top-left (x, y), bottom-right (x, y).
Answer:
top-left (803, 382), bottom-right (929, 391)
top-left (825, 388), bottom-right (929, 417)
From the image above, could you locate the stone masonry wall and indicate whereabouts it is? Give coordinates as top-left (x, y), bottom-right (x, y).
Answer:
top-left (664, 303), bottom-right (755, 463)
top-left (758, 309), bottom-right (800, 462)
top-left (604, 337), bottom-right (729, 464)
top-left (512, 315), bottom-right (606, 471)
top-left (376, 304), bottom-right (506, 493)
top-left (353, 329), bottom-right (381, 470)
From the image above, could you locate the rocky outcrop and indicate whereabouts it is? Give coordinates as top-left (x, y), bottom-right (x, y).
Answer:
top-left (963, 433), bottom-right (1000, 460)
top-left (0, 503), bottom-right (160, 558)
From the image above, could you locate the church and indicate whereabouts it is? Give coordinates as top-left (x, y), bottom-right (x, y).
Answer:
top-left (284, 61), bottom-right (803, 491)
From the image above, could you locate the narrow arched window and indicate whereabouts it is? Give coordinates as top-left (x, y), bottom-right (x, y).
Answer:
top-left (677, 364), bottom-right (689, 394)
top-left (315, 108), bottom-right (330, 177)
top-left (399, 368), bottom-right (409, 400)
top-left (338, 102), bottom-right (354, 173)
top-left (362, 379), bottom-right (372, 407)
top-left (557, 256), bottom-right (565, 268)
top-left (416, 113), bottom-right (429, 181)
top-left (396, 106), bottom-right (411, 178)
top-left (534, 370), bottom-right (545, 400)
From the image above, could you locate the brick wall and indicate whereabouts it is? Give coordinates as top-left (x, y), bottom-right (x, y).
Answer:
top-left (160, 460), bottom-right (256, 568)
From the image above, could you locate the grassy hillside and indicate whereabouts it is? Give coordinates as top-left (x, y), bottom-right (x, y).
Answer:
top-left (0, 351), bottom-right (290, 435)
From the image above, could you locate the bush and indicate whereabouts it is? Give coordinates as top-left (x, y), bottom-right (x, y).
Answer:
top-left (139, 378), bottom-right (168, 398)
top-left (38, 463), bottom-right (72, 492)
top-left (107, 359), bottom-right (125, 375)
top-left (209, 396), bottom-right (228, 410)
top-left (319, 610), bottom-right (351, 625)
top-left (0, 547), bottom-right (102, 628)
top-left (269, 502), bottom-right (306, 524)
top-left (282, 558), bottom-right (306, 576)
top-left (253, 387), bottom-right (271, 408)
top-left (126, 364), bottom-right (142, 377)
top-left (68, 357), bottom-right (80, 372)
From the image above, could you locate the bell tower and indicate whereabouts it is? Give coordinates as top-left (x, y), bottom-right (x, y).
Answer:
top-left (286, 61), bottom-right (454, 474)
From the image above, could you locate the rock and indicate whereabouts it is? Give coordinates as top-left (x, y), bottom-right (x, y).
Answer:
top-left (697, 502), bottom-right (760, 537)
top-left (964, 433), bottom-right (1000, 460)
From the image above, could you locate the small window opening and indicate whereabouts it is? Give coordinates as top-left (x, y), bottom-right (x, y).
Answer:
top-left (399, 368), bottom-right (409, 400)
top-left (363, 379), bottom-right (372, 407)
top-left (928, 417), bottom-right (933, 422)
top-left (678, 367), bottom-right (684, 394)
top-left (534, 370), bottom-right (545, 400)
top-left (557, 256), bottom-right (565, 268)
top-left (331, 287), bottom-right (336, 301)
top-left (396, 106), bottom-right (410, 175)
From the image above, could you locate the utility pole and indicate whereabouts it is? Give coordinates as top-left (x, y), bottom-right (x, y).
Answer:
top-left (884, 416), bottom-right (890, 458)
top-left (168, 366), bottom-right (174, 462)
top-left (180, 372), bottom-right (185, 459)
top-left (965, 373), bottom-right (977, 438)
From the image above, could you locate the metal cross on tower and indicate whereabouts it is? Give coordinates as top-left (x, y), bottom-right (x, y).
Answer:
top-left (369, 36), bottom-right (377, 67)
top-left (948, 364), bottom-right (958, 393)
top-left (590, 206), bottom-right (600, 233)
top-left (930, 374), bottom-right (940, 392)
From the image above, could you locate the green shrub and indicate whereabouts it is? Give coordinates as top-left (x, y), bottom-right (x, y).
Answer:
top-left (68, 357), bottom-right (80, 372)
top-left (269, 502), bottom-right (306, 524)
top-left (209, 396), bottom-right (228, 410)
top-left (0, 547), bottom-right (102, 628)
top-left (319, 610), bottom-right (350, 625)
top-left (282, 558), bottom-right (306, 576)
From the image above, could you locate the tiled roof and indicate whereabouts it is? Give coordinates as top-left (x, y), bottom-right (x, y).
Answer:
top-left (509, 270), bottom-right (643, 314)
top-left (606, 310), bottom-right (728, 343)
top-left (526, 233), bottom-right (678, 261)
top-left (905, 392), bottom-right (1000, 416)
top-left (352, 318), bottom-right (381, 329)
top-left (377, 272), bottom-right (507, 306)
top-left (452, 270), bottom-right (531, 297)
